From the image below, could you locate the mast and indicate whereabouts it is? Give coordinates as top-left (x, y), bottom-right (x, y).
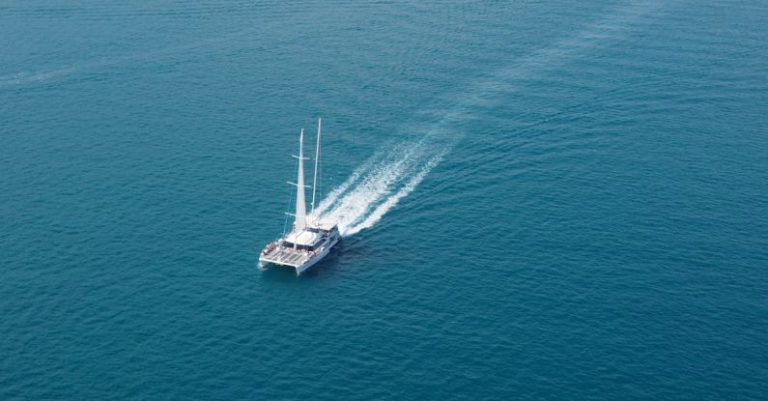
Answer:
top-left (292, 129), bottom-right (308, 230)
top-left (310, 118), bottom-right (321, 220)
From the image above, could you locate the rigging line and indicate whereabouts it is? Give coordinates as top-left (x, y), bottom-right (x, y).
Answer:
top-left (282, 193), bottom-right (292, 237)
top-left (316, 120), bottom-right (323, 222)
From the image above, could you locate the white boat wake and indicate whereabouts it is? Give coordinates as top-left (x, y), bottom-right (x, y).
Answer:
top-left (316, 139), bottom-right (448, 236)
top-left (314, 0), bottom-right (664, 237)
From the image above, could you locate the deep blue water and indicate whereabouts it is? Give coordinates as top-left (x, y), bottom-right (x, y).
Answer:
top-left (2, 1), bottom-right (767, 399)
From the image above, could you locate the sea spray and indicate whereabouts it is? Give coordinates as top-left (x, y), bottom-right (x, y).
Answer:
top-left (312, 157), bottom-right (376, 217)
top-left (343, 152), bottom-right (446, 236)
top-left (319, 143), bottom-right (426, 235)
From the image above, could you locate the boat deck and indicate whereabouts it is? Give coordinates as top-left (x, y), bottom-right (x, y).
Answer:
top-left (259, 247), bottom-right (309, 268)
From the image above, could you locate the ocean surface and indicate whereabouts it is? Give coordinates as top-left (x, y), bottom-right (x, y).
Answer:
top-left (2, 1), bottom-right (767, 399)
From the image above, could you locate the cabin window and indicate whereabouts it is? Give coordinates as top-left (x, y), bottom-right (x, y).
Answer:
top-left (282, 242), bottom-right (314, 251)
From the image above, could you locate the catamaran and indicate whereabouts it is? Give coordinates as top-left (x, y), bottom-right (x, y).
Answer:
top-left (259, 118), bottom-right (341, 275)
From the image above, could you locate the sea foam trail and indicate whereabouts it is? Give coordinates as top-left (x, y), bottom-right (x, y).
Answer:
top-left (312, 157), bottom-right (377, 218)
top-left (314, 1), bottom-right (665, 237)
top-left (318, 143), bottom-right (432, 235)
top-left (0, 27), bottom-right (259, 89)
top-left (343, 153), bottom-right (445, 236)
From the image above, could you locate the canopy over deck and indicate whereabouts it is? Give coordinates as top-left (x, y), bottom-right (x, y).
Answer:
top-left (310, 219), bottom-right (338, 231)
top-left (285, 229), bottom-right (321, 246)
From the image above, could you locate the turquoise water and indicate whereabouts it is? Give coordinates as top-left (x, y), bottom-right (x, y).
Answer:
top-left (2, 1), bottom-right (767, 399)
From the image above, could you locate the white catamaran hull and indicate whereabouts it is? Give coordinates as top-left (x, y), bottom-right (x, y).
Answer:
top-left (259, 235), bottom-right (340, 275)
top-left (295, 236), bottom-right (340, 275)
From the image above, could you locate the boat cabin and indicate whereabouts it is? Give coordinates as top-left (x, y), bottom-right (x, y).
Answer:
top-left (282, 229), bottom-right (322, 251)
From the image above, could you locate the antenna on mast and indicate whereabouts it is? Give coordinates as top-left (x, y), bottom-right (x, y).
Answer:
top-left (310, 117), bottom-right (321, 221)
